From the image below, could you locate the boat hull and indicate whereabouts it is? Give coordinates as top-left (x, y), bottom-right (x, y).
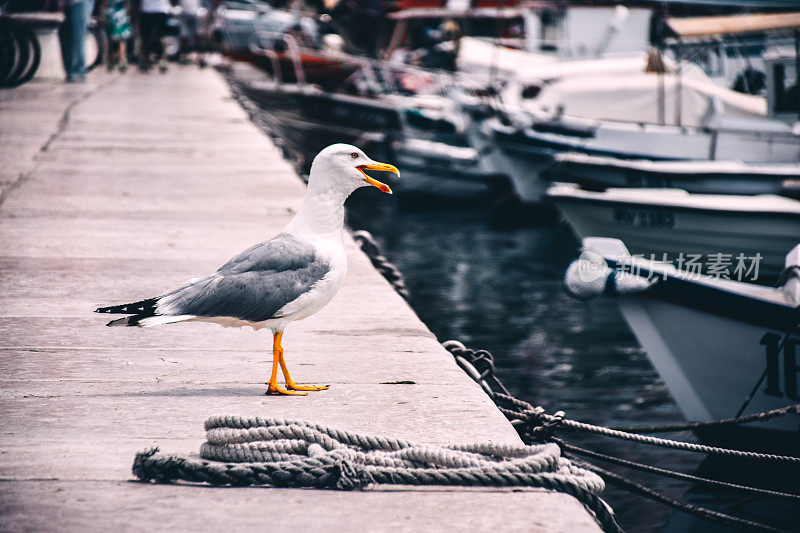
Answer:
top-left (390, 140), bottom-right (499, 203)
top-left (223, 50), bottom-right (358, 88)
top-left (242, 83), bottom-right (403, 135)
top-left (479, 116), bottom-right (800, 204)
top-left (550, 158), bottom-right (800, 196)
top-left (468, 120), bottom-right (553, 205)
top-left (239, 81), bottom-right (403, 172)
top-left (393, 160), bottom-right (495, 203)
top-left (552, 195), bottom-right (800, 279)
top-left (617, 296), bottom-right (800, 434)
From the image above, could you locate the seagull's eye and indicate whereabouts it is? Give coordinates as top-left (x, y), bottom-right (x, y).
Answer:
top-left (350, 152), bottom-right (359, 159)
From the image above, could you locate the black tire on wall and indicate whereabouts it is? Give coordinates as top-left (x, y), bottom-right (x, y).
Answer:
top-left (8, 25), bottom-right (40, 87)
top-left (0, 23), bottom-right (41, 88)
top-left (0, 21), bottom-right (21, 85)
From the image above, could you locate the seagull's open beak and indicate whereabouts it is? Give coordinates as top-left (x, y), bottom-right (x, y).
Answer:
top-left (357, 162), bottom-right (399, 194)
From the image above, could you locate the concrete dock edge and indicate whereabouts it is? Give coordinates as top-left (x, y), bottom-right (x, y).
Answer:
top-left (0, 68), bottom-right (601, 532)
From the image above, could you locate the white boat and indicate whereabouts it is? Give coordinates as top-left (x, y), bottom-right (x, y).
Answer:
top-left (455, 36), bottom-right (557, 78)
top-left (388, 138), bottom-right (498, 203)
top-left (547, 183), bottom-right (800, 279)
top-left (384, 3), bottom-right (655, 65)
top-left (469, 62), bottom-right (800, 204)
top-left (547, 154), bottom-right (800, 196)
top-left (231, 47), bottom-right (500, 203)
top-left (564, 237), bottom-right (800, 453)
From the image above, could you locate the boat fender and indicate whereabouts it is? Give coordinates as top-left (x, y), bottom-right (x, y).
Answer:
top-left (563, 255), bottom-right (655, 300)
top-left (779, 244), bottom-right (800, 307)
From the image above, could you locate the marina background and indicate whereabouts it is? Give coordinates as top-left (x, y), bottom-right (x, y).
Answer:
top-left (2, 0), bottom-right (800, 530)
top-left (213, 0), bottom-right (800, 528)
top-left (344, 193), bottom-right (797, 532)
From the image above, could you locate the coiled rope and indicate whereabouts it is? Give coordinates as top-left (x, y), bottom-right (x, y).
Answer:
top-left (133, 416), bottom-right (621, 532)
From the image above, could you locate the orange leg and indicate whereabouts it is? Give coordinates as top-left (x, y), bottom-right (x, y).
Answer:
top-left (276, 333), bottom-right (329, 392)
top-left (265, 331), bottom-right (306, 396)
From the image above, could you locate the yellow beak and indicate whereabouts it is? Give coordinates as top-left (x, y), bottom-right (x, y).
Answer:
top-left (357, 162), bottom-right (399, 194)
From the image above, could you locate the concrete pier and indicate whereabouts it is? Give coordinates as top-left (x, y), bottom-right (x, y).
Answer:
top-left (0, 68), bottom-right (601, 532)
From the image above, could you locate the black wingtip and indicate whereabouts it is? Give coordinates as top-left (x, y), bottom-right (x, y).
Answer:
top-left (95, 297), bottom-right (159, 316)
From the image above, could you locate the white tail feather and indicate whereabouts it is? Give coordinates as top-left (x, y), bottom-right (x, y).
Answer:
top-left (137, 315), bottom-right (196, 327)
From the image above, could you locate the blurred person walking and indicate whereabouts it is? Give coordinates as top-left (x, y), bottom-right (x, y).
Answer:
top-left (208, 0), bottom-right (226, 56)
top-left (102, 0), bottom-right (131, 71)
top-left (177, 0), bottom-right (199, 65)
top-left (59, 0), bottom-right (95, 82)
top-left (138, 0), bottom-right (169, 72)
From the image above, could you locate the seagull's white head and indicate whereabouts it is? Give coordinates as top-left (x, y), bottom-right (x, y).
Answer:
top-left (307, 144), bottom-right (399, 199)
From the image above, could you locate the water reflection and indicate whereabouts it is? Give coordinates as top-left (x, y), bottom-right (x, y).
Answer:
top-left (345, 191), bottom-right (798, 532)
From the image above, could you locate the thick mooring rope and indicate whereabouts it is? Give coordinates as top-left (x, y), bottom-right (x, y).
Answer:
top-left (554, 438), bottom-right (800, 502)
top-left (574, 460), bottom-right (789, 533)
top-left (494, 392), bottom-right (800, 464)
top-left (133, 416), bottom-right (621, 532)
top-left (352, 231), bottom-right (410, 300)
top-left (442, 342), bottom-right (800, 464)
top-left (445, 341), bottom-right (800, 533)
top-left (609, 404), bottom-right (800, 434)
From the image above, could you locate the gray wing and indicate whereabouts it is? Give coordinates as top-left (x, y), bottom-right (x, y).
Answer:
top-left (157, 233), bottom-right (330, 322)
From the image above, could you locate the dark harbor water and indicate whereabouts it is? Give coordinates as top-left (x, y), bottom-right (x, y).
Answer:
top-left (344, 191), bottom-right (800, 533)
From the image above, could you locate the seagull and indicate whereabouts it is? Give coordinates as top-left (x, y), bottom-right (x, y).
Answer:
top-left (95, 144), bottom-right (399, 395)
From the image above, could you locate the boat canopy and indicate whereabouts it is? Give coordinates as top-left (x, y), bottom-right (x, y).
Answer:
top-left (521, 66), bottom-right (766, 127)
top-left (516, 52), bottom-right (652, 83)
top-left (667, 12), bottom-right (800, 39)
top-left (457, 37), bottom-right (557, 76)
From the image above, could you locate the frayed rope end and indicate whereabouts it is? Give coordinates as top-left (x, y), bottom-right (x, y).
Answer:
top-left (334, 459), bottom-right (368, 490)
top-left (132, 447), bottom-right (164, 482)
